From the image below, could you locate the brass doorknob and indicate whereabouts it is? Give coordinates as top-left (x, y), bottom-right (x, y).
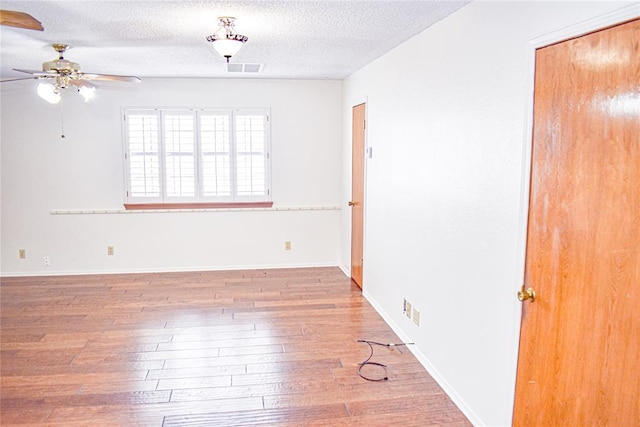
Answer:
top-left (517, 287), bottom-right (536, 303)
top-left (348, 201), bottom-right (356, 206)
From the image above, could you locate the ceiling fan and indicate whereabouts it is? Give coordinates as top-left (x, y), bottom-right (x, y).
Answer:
top-left (0, 9), bottom-right (43, 31)
top-left (0, 44), bottom-right (141, 103)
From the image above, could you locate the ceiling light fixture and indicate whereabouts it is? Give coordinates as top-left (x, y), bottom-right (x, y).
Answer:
top-left (77, 85), bottom-right (96, 102)
top-left (37, 82), bottom-right (61, 104)
top-left (206, 17), bottom-right (248, 63)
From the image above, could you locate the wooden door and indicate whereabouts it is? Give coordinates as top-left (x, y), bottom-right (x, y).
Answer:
top-left (350, 103), bottom-right (366, 288)
top-left (513, 19), bottom-right (640, 425)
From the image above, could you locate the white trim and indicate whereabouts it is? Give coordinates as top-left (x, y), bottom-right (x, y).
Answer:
top-left (511, 3), bottom-right (640, 424)
top-left (362, 96), bottom-right (369, 287)
top-left (528, 3), bottom-right (640, 49)
top-left (0, 262), bottom-right (341, 278)
top-left (363, 290), bottom-right (483, 426)
top-left (338, 264), bottom-right (350, 278)
top-left (48, 205), bottom-right (341, 215)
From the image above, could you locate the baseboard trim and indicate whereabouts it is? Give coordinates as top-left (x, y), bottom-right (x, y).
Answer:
top-left (362, 289), bottom-right (484, 426)
top-left (338, 264), bottom-right (350, 278)
top-left (0, 262), bottom-right (342, 278)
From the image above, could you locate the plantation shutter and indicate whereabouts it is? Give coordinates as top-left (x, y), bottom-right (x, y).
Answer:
top-left (234, 111), bottom-right (269, 199)
top-left (125, 110), bottom-right (161, 201)
top-left (200, 112), bottom-right (232, 198)
top-left (163, 111), bottom-right (197, 199)
top-left (124, 108), bottom-right (270, 204)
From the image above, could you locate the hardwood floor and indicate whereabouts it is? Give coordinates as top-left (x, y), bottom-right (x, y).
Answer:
top-left (1, 267), bottom-right (470, 426)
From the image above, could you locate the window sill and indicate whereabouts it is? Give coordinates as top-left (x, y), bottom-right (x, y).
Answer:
top-left (124, 202), bottom-right (274, 210)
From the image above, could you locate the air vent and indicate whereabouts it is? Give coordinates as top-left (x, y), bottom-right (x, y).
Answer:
top-left (226, 63), bottom-right (263, 73)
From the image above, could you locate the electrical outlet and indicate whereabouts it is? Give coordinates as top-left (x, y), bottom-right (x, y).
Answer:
top-left (43, 256), bottom-right (51, 266)
top-left (285, 241), bottom-right (292, 251)
top-left (107, 246), bottom-right (114, 256)
top-left (413, 308), bottom-right (420, 326)
top-left (405, 301), bottom-right (412, 319)
top-left (19, 249), bottom-right (26, 259)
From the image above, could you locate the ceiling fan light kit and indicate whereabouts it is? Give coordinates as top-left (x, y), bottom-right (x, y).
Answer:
top-left (206, 17), bottom-right (248, 63)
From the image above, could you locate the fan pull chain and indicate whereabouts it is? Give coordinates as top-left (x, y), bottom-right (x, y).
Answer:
top-left (60, 102), bottom-right (65, 139)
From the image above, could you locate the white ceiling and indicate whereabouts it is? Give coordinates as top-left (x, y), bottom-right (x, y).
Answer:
top-left (0, 0), bottom-right (469, 81)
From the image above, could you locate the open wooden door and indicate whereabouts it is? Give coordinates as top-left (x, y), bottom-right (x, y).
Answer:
top-left (350, 103), bottom-right (366, 288)
top-left (513, 18), bottom-right (639, 425)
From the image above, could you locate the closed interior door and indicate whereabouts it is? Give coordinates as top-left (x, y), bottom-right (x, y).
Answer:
top-left (513, 18), bottom-right (639, 425)
top-left (350, 103), bottom-right (366, 288)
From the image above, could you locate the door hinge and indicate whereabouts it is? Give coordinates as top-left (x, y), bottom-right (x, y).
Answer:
top-left (363, 119), bottom-right (366, 130)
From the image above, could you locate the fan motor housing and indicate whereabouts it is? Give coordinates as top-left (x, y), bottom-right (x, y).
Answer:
top-left (42, 59), bottom-right (80, 74)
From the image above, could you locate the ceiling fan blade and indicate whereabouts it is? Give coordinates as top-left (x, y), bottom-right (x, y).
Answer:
top-left (81, 73), bottom-right (141, 83)
top-left (69, 79), bottom-right (97, 89)
top-left (0, 76), bottom-right (40, 83)
top-left (0, 10), bottom-right (44, 31)
top-left (13, 68), bottom-right (55, 77)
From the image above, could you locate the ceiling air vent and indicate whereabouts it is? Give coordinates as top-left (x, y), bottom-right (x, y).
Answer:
top-left (226, 63), bottom-right (263, 73)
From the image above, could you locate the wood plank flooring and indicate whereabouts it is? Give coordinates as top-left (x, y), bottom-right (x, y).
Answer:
top-left (0, 267), bottom-right (470, 426)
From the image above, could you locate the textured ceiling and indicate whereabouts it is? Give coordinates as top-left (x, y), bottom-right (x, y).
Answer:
top-left (0, 1), bottom-right (469, 81)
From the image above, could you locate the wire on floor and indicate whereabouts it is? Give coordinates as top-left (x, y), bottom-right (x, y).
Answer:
top-left (357, 339), bottom-right (414, 382)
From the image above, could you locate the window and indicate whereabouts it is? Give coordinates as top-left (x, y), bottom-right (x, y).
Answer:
top-left (123, 108), bottom-right (271, 207)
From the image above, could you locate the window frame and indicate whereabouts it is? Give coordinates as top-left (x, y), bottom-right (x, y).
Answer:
top-left (123, 107), bottom-right (272, 209)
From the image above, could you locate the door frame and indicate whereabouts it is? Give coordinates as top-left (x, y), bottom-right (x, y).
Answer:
top-left (510, 3), bottom-right (640, 422)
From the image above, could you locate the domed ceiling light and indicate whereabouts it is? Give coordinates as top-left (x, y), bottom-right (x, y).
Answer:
top-left (206, 17), bottom-right (248, 63)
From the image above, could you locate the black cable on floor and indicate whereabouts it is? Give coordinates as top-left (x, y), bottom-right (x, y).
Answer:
top-left (357, 339), bottom-right (414, 381)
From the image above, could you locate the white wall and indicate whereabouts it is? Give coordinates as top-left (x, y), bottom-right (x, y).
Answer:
top-left (341, 1), bottom-right (636, 425)
top-left (1, 78), bottom-right (343, 275)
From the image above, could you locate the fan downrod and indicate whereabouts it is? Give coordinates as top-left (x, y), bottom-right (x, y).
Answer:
top-left (52, 44), bottom-right (69, 58)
